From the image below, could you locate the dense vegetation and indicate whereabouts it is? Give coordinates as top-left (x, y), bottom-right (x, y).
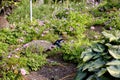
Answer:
top-left (0, 0), bottom-right (120, 79)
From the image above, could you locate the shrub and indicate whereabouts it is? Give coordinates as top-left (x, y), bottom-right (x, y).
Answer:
top-left (75, 30), bottom-right (120, 80)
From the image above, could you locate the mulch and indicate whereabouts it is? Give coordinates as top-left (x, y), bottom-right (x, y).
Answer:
top-left (24, 53), bottom-right (77, 80)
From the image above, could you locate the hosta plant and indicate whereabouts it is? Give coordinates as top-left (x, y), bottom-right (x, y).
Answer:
top-left (75, 30), bottom-right (120, 80)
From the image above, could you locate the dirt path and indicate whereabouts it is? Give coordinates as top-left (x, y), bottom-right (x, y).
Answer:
top-left (24, 54), bottom-right (77, 80)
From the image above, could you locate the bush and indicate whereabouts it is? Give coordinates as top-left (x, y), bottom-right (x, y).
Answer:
top-left (75, 30), bottom-right (120, 80)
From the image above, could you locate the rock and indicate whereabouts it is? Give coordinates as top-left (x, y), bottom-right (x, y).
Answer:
top-left (23, 40), bottom-right (55, 53)
top-left (9, 40), bottom-right (58, 54)
top-left (0, 16), bottom-right (9, 28)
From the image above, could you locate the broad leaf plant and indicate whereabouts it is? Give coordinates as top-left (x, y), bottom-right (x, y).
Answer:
top-left (75, 30), bottom-right (120, 80)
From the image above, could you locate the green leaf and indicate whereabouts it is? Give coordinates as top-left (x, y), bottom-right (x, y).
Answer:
top-left (83, 52), bottom-right (95, 62)
top-left (86, 75), bottom-right (95, 80)
top-left (81, 48), bottom-right (92, 58)
top-left (81, 48), bottom-right (95, 62)
top-left (93, 53), bottom-right (102, 59)
top-left (102, 30), bottom-right (120, 42)
top-left (96, 68), bottom-right (107, 77)
top-left (92, 43), bottom-right (105, 53)
top-left (106, 60), bottom-right (120, 65)
top-left (102, 31), bottom-right (116, 42)
top-left (88, 58), bottom-right (105, 71)
top-left (82, 62), bottom-right (91, 71)
top-left (107, 65), bottom-right (120, 78)
top-left (74, 67), bottom-right (87, 80)
top-left (83, 58), bottom-right (105, 72)
top-left (108, 45), bottom-right (120, 59)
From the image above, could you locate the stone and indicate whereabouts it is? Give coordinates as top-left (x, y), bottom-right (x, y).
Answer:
top-left (9, 40), bottom-right (58, 54)
top-left (23, 40), bottom-right (55, 53)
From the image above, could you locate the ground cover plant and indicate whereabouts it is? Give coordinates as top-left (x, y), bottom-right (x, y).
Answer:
top-left (0, 0), bottom-right (120, 80)
top-left (0, 0), bottom-right (93, 79)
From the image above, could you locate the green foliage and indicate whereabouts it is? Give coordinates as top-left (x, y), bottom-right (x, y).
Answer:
top-left (90, 0), bottom-right (120, 30)
top-left (0, 42), bottom-right (9, 54)
top-left (0, 28), bottom-right (18, 45)
top-left (1, 0), bottom-right (119, 79)
top-left (102, 30), bottom-right (120, 43)
top-left (25, 50), bottom-right (47, 71)
top-left (62, 39), bottom-right (90, 63)
top-left (0, 49), bottom-right (47, 79)
top-left (1, 71), bottom-right (22, 80)
top-left (104, 11), bottom-right (120, 30)
top-left (0, 0), bottom-right (14, 8)
top-left (75, 30), bottom-right (120, 80)
top-left (49, 11), bottom-right (93, 62)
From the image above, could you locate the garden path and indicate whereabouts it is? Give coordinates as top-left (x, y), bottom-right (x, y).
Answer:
top-left (24, 53), bottom-right (77, 80)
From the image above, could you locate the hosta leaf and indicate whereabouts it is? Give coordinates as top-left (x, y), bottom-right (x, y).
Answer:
top-left (86, 75), bottom-right (95, 80)
top-left (105, 43), bottom-right (112, 48)
top-left (107, 65), bottom-right (120, 78)
top-left (93, 53), bottom-right (102, 59)
top-left (108, 45), bottom-right (120, 59)
top-left (106, 60), bottom-right (120, 65)
top-left (83, 52), bottom-right (95, 62)
top-left (81, 48), bottom-right (95, 62)
top-left (96, 68), bottom-right (107, 77)
top-left (92, 43), bottom-right (105, 53)
top-left (99, 76), bottom-right (112, 80)
top-left (81, 48), bottom-right (92, 58)
top-left (82, 62), bottom-right (91, 71)
top-left (88, 58), bottom-right (105, 71)
top-left (83, 59), bottom-right (105, 72)
top-left (74, 67), bottom-right (87, 80)
top-left (102, 31), bottom-right (116, 42)
top-left (114, 30), bottom-right (120, 40)
top-left (102, 30), bottom-right (120, 42)
top-left (102, 55), bottom-right (112, 60)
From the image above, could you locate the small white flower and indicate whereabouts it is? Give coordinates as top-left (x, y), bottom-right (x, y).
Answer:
top-left (38, 20), bottom-right (45, 26)
top-left (43, 30), bottom-right (49, 34)
top-left (20, 68), bottom-right (27, 75)
top-left (69, 27), bottom-right (74, 31)
top-left (8, 55), bottom-right (11, 58)
top-left (94, 35), bottom-right (98, 39)
top-left (85, 7), bottom-right (89, 9)
top-left (109, 27), bottom-right (112, 30)
top-left (8, 54), bottom-right (12, 58)
top-left (41, 34), bottom-right (45, 37)
top-left (16, 48), bottom-right (20, 51)
top-left (23, 43), bottom-right (29, 48)
top-left (90, 26), bottom-right (95, 30)
top-left (14, 55), bottom-right (19, 58)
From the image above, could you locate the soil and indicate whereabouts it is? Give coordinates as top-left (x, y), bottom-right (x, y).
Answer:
top-left (92, 25), bottom-right (103, 33)
top-left (24, 53), bottom-right (77, 80)
top-left (0, 16), bottom-right (9, 28)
